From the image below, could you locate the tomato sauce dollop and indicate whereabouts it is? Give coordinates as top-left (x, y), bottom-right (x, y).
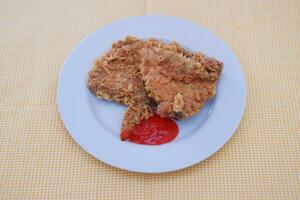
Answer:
top-left (121, 114), bottom-right (179, 145)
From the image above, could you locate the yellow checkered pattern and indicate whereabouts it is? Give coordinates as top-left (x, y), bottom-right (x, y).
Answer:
top-left (0, 0), bottom-right (299, 199)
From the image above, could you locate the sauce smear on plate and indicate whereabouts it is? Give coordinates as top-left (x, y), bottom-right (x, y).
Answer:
top-left (121, 114), bottom-right (178, 145)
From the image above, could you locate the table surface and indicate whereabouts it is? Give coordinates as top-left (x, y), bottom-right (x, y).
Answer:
top-left (1, 0), bottom-right (299, 199)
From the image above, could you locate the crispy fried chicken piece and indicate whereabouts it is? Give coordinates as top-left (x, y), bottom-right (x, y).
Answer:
top-left (140, 39), bottom-right (223, 119)
top-left (88, 36), bottom-right (155, 135)
top-left (88, 36), bottom-right (223, 140)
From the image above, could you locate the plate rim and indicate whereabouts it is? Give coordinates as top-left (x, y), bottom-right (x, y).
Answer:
top-left (57, 15), bottom-right (247, 173)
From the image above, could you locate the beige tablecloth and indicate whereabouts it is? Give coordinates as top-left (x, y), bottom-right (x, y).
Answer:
top-left (1, 0), bottom-right (299, 199)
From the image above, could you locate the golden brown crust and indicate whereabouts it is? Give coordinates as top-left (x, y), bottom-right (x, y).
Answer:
top-left (88, 36), bottom-right (155, 132)
top-left (140, 39), bottom-right (223, 119)
top-left (88, 36), bottom-right (223, 133)
top-left (88, 36), bottom-right (146, 104)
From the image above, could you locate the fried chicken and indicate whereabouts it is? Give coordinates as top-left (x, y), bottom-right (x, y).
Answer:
top-left (88, 36), bottom-right (155, 135)
top-left (88, 36), bottom-right (223, 139)
top-left (140, 39), bottom-right (223, 119)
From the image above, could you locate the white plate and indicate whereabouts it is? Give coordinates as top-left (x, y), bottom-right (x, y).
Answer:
top-left (57, 15), bottom-right (247, 173)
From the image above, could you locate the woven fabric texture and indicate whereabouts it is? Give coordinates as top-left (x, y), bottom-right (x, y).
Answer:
top-left (0, 0), bottom-right (299, 199)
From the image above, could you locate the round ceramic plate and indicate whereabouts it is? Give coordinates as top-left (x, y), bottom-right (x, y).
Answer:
top-left (57, 15), bottom-right (247, 173)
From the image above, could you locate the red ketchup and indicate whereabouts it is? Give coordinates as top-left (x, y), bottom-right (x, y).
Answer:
top-left (121, 114), bottom-right (179, 145)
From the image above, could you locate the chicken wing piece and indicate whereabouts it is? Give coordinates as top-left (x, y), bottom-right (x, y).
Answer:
top-left (140, 39), bottom-right (223, 119)
top-left (88, 36), bottom-right (155, 133)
